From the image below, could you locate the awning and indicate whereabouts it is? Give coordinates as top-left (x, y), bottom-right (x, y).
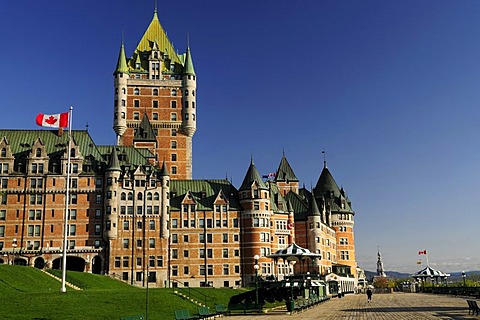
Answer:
top-left (311, 281), bottom-right (326, 287)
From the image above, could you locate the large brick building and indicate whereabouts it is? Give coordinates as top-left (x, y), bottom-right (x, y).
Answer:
top-left (0, 9), bottom-right (358, 291)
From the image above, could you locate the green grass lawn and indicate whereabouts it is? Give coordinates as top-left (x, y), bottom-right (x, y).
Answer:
top-left (0, 265), bottom-right (247, 320)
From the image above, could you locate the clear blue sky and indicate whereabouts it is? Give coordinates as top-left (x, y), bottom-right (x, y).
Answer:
top-left (2, 0), bottom-right (480, 274)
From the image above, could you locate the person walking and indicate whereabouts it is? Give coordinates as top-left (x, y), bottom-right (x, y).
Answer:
top-left (366, 288), bottom-right (373, 302)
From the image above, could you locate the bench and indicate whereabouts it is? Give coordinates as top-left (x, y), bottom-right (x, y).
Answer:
top-left (174, 309), bottom-right (198, 320)
top-left (197, 306), bottom-right (215, 319)
top-left (214, 304), bottom-right (230, 315)
top-left (467, 300), bottom-right (480, 316)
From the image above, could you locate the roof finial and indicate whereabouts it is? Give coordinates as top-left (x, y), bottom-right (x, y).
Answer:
top-left (187, 31), bottom-right (190, 48)
top-left (322, 150), bottom-right (327, 168)
top-left (154, 0), bottom-right (157, 13)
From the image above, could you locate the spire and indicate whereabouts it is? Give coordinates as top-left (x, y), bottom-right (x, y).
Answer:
top-left (106, 147), bottom-right (121, 172)
top-left (376, 246), bottom-right (386, 277)
top-left (183, 46), bottom-right (196, 76)
top-left (114, 41), bottom-right (129, 74)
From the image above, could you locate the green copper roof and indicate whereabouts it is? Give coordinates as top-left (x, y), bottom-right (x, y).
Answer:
top-left (97, 145), bottom-right (152, 167)
top-left (285, 191), bottom-right (309, 221)
top-left (170, 179), bottom-right (240, 211)
top-left (114, 42), bottom-right (129, 74)
top-left (0, 130), bottom-right (103, 161)
top-left (132, 10), bottom-right (181, 65)
top-left (239, 160), bottom-right (267, 191)
top-left (182, 46), bottom-right (195, 76)
top-left (275, 154), bottom-right (298, 182)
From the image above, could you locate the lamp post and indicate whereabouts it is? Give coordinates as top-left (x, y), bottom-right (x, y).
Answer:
top-left (12, 238), bottom-right (17, 265)
top-left (254, 254), bottom-right (260, 307)
top-left (462, 270), bottom-right (466, 294)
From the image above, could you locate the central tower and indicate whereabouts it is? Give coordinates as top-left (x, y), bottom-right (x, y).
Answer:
top-left (113, 9), bottom-right (196, 179)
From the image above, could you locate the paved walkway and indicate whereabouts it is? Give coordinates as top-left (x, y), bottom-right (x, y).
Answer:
top-left (251, 293), bottom-right (477, 319)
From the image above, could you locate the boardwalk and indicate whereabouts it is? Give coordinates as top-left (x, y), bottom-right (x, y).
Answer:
top-left (252, 293), bottom-right (477, 319)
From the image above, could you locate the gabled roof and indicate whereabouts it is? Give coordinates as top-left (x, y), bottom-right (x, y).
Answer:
top-left (239, 160), bottom-right (267, 191)
top-left (170, 180), bottom-right (240, 211)
top-left (133, 114), bottom-right (157, 142)
top-left (275, 154), bottom-right (298, 182)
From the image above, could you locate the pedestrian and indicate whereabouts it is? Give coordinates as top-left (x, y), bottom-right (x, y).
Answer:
top-left (366, 288), bottom-right (372, 302)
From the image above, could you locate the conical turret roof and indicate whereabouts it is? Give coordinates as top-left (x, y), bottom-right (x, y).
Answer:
top-left (183, 46), bottom-right (195, 75)
top-left (159, 160), bottom-right (169, 176)
top-left (114, 42), bottom-right (129, 74)
top-left (314, 164), bottom-right (341, 198)
top-left (106, 147), bottom-right (121, 172)
top-left (309, 192), bottom-right (321, 217)
top-left (239, 160), bottom-right (267, 191)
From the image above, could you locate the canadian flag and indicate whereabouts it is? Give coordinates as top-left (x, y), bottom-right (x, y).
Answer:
top-left (36, 112), bottom-right (69, 128)
top-left (418, 250), bottom-right (427, 255)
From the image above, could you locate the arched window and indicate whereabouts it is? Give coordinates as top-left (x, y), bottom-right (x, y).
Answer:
top-left (171, 89), bottom-right (177, 96)
top-left (192, 90), bottom-right (195, 96)
top-left (121, 192), bottom-right (126, 201)
top-left (36, 148), bottom-right (41, 157)
top-left (70, 148), bottom-right (75, 157)
top-left (137, 192), bottom-right (143, 200)
top-left (153, 192), bottom-right (160, 201)
top-left (185, 89), bottom-right (189, 96)
top-left (134, 88), bottom-right (139, 95)
top-left (153, 88), bottom-right (158, 96)
top-left (122, 88), bottom-right (126, 94)
top-left (147, 192), bottom-right (152, 201)
top-left (121, 112), bottom-right (126, 119)
top-left (128, 192), bottom-right (133, 200)
top-left (1, 148), bottom-right (7, 157)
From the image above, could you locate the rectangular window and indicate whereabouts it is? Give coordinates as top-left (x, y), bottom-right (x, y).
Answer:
top-left (149, 238), bottom-right (155, 248)
top-left (172, 234), bottom-right (178, 243)
top-left (222, 234), bottom-right (228, 243)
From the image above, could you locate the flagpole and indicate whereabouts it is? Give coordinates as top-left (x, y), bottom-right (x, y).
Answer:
top-left (61, 106), bottom-right (73, 293)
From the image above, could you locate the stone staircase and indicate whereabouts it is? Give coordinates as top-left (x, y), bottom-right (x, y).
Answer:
top-left (173, 289), bottom-right (206, 307)
top-left (41, 269), bottom-right (82, 290)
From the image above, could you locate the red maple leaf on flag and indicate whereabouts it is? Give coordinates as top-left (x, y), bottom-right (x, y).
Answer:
top-left (45, 116), bottom-right (58, 125)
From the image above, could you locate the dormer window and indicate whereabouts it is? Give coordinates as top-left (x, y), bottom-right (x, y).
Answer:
top-left (154, 52), bottom-right (158, 59)
top-left (135, 62), bottom-right (141, 69)
top-left (1, 148), bottom-right (6, 157)
top-left (36, 148), bottom-right (41, 157)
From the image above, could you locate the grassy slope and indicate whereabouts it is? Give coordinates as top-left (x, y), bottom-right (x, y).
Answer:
top-left (0, 266), bottom-right (246, 320)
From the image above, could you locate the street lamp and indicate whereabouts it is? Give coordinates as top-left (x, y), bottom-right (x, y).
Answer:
top-left (462, 271), bottom-right (466, 294)
top-left (12, 238), bottom-right (17, 265)
top-left (254, 254), bottom-right (260, 307)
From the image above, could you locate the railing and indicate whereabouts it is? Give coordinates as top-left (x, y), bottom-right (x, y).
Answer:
top-left (422, 286), bottom-right (480, 298)
top-left (171, 280), bottom-right (217, 307)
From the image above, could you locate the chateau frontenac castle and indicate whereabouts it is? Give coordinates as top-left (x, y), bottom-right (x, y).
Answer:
top-left (0, 9), bottom-right (359, 292)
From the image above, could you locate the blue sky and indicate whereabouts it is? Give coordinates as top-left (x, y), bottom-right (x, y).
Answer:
top-left (1, 0), bottom-right (480, 274)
